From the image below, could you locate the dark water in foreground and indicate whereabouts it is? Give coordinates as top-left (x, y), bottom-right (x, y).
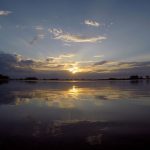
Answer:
top-left (0, 80), bottom-right (150, 149)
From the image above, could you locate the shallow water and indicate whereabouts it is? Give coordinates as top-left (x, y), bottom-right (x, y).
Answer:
top-left (0, 80), bottom-right (150, 149)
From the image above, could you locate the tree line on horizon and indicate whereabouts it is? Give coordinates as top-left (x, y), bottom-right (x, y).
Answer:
top-left (0, 74), bottom-right (10, 80)
top-left (0, 74), bottom-right (150, 81)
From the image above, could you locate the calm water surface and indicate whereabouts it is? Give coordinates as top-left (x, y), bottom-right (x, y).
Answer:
top-left (0, 80), bottom-right (150, 149)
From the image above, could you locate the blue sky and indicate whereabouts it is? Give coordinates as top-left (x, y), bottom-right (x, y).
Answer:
top-left (0, 0), bottom-right (150, 78)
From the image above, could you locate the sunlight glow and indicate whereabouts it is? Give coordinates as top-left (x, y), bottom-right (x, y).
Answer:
top-left (68, 85), bottom-right (80, 98)
top-left (68, 66), bottom-right (80, 74)
top-left (68, 85), bottom-right (79, 94)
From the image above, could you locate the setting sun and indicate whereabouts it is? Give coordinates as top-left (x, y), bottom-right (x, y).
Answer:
top-left (68, 66), bottom-right (79, 74)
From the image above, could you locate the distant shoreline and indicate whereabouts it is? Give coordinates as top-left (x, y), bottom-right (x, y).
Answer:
top-left (0, 74), bottom-right (150, 81)
top-left (7, 78), bottom-right (150, 81)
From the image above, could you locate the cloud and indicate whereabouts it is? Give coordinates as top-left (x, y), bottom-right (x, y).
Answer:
top-left (94, 61), bottom-right (108, 66)
top-left (0, 52), bottom-right (75, 75)
top-left (92, 60), bottom-right (150, 74)
top-left (55, 34), bottom-right (106, 43)
top-left (29, 34), bottom-right (45, 45)
top-left (93, 61), bottom-right (134, 72)
top-left (59, 54), bottom-right (75, 58)
top-left (84, 20), bottom-right (100, 27)
top-left (94, 55), bottom-right (104, 58)
top-left (63, 43), bottom-right (71, 47)
top-left (29, 25), bottom-right (45, 45)
top-left (34, 26), bottom-right (44, 31)
top-left (0, 52), bottom-right (150, 78)
top-left (48, 28), bottom-right (106, 43)
top-left (46, 54), bottom-right (75, 63)
top-left (0, 10), bottom-right (12, 16)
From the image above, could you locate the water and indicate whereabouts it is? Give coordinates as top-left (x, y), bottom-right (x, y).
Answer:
top-left (0, 80), bottom-right (150, 149)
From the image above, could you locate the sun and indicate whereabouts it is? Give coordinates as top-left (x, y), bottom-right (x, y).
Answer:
top-left (68, 66), bottom-right (79, 74)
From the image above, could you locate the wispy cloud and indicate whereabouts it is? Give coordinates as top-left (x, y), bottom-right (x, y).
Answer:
top-left (34, 26), bottom-right (44, 31)
top-left (46, 54), bottom-right (75, 62)
top-left (94, 55), bottom-right (104, 58)
top-left (29, 34), bottom-right (45, 45)
top-left (59, 54), bottom-right (75, 58)
top-left (29, 25), bottom-right (45, 45)
top-left (48, 28), bottom-right (106, 43)
top-left (94, 61), bottom-right (108, 66)
top-left (63, 43), bottom-right (71, 47)
top-left (0, 10), bottom-right (12, 16)
top-left (93, 61), bottom-right (139, 73)
top-left (84, 20), bottom-right (100, 27)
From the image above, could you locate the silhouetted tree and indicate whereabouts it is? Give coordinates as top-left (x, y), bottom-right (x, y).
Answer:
top-left (0, 74), bottom-right (10, 80)
top-left (129, 75), bottom-right (139, 80)
top-left (24, 77), bottom-right (38, 80)
top-left (139, 76), bottom-right (143, 79)
top-left (108, 78), bottom-right (117, 80)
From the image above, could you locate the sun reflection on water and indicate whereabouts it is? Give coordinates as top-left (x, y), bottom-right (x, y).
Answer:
top-left (8, 81), bottom-right (150, 109)
top-left (68, 85), bottom-right (80, 96)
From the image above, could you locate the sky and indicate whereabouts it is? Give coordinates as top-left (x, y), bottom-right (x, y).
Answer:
top-left (0, 0), bottom-right (150, 78)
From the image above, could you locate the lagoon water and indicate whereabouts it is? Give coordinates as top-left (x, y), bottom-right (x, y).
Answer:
top-left (0, 80), bottom-right (150, 149)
